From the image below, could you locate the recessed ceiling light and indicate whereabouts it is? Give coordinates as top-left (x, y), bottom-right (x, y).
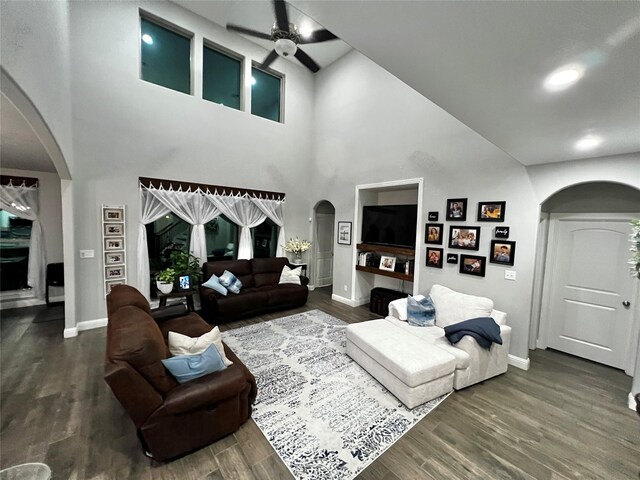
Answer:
top-left (142, 33), bottom-right (153, 45)
top-left (299, 23), bottom-right (313, 39)
top-left (544, 64), bottom-right (584, 91)
top-left (575, 134), bottom-right (603, 151)
top-left (250, 76), bottom-right (257, 86)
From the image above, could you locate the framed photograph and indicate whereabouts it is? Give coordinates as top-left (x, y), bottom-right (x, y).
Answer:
top-left (449, 226), bottom-right (481, 250)
top-left (446, 198), bottom-right (467, 221)
top-left (105, 279), bottom-right (125, 295)
top-left (426, 247), bottom-right (443, 268)
top-left (490, 240), bottom-right (516, 266)
top-left (178, 274), bottom-right (192, 291)
top-left (103, 208), bottom-right (124, 222)
top-left (428, 211), bottom-right (439, 221)
top-left (446, 253), bottom-right (459, 264)
top-left (105, 265), bottom-right (125, 280)
top-left (495, 226), bottom-right (510, 239)
top-left (425, 223), bottom-right (444, 245)
top-left (459, 254), bottom-right (486, 277)
top-left (379, 255), bottom-right (396, 272)
top-left (477, 201), bottom-right (506, 222)
top-left (337, 221), bottom-right (352, 245)
top-left (105, 251), bottom-right (125, 265)
top-left (104, 237), bottom-right (124, 251)
top-left (104, 223), bottom-right (124, 237)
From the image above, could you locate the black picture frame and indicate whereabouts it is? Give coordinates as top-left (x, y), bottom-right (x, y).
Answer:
top-left (459, 254), bottom-right (486, 277)
top-left (490, 240), bottom-right (516, 266)
top-left (337, 221), bottom-right (352, 245)
top-left (448, 225), bottom-right (481, 250)
top-left (446, 253), bottom-right (458, 264)
top-left (425, 223), bottom-right (444, 245)
top-left (495, 226), bottom-right (510, 238)
top-left (178, 274), bottom-right (192, 291)
top-left (446, 198), bottom-right (467, 221)
top-left (428, 211), bottom-right (439, 221)
top-left (477, 201), bottom-right (506, 222)
top-left (426, 247), bottom-right (443, 268)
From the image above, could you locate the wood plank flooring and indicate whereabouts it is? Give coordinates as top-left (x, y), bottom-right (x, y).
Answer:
top-left (1, 288), bottom-right (638, 479)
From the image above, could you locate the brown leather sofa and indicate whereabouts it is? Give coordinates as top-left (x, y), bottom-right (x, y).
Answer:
top-left (104, 285), bottom-right (257, 461)
top-left (200, 257), bottom-right (309, 324)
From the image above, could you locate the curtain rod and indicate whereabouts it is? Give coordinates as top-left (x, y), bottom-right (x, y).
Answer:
top-left (139, 176), bottom-right (285, 200)
top-left (0, 175), bottom-right (39, 187)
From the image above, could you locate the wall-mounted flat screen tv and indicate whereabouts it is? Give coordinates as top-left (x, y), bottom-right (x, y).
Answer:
top-left (361, 204), bottom-right (417, 248)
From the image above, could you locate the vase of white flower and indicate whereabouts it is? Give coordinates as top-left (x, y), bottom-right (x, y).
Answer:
top-left (283, 237), bottom-right (312, 263)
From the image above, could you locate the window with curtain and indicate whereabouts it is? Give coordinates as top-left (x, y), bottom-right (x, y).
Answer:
top-left (146, 212), bottom-right (191, 275)
top-left (0, 210), bottom-right (32, 292)
top-left (251, 218), bottom-right (278, 258)
top-left (204, 215), bottom-right (239, 261)
top-left (251, 65), bottom-right (283, 122)
top-left (203, 42), bottom-right (242, 110)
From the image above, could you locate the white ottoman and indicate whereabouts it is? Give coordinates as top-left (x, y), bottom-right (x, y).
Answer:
top-left (346, 320), bottom-right (455, 408)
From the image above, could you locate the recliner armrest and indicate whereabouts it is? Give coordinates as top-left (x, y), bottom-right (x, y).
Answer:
top-left (150, 304), bottom-right (189, 323)
top-left (300, 276), bottom-right (309, 286)
top-left (162, 365), bottom-right (246, 415)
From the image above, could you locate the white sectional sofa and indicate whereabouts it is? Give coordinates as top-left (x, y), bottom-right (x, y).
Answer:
top-left (346, 284), bottom-right (511, 408)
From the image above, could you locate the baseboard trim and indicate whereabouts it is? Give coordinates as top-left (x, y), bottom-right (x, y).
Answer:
top-left (308, 285), bottom-right (315, 291)
top-left (508, 354), bottom-right (530, 370)
top-left (77, 318), bottom-right (108, 332)
top-left (0, 296), bottom-right (65, 310)
top-left (63, 327), bottom-right (78, 338)
top-left (629, 392), bottom-right (639, 411)
top-left (331, 294), bottom-right (354, 306)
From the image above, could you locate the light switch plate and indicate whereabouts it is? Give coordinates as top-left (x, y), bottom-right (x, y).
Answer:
top-left (504, 270), bottom-right (516, 281)
top-left (80, 250), bottom-right (95, 259)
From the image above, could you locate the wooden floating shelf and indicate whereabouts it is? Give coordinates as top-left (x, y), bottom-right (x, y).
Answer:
top-left (355, 265), bottom-right (414, 282)
top-left (356, 243), bottom-right (415, 256)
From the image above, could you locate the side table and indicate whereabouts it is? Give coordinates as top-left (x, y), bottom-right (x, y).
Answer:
top-left (290, 262), bottom-right (308, 276)
top-left (157, 289), bottom-right (196, 312)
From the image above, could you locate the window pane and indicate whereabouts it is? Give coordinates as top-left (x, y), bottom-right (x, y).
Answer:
top-left (203, 45), bottom-right (241, 110)
top-left (146, 213), bottom-right (191, 296)
top-left (0, 210), bottom-right (32, 291)
top-left (251, 219), bottom-right (278, 258)
top-left (141, 17), bottom-right (191, 94)
top-left (251, 67), bottom-right (281, 122)
top-left (205, 216), bottom-right (239, 261)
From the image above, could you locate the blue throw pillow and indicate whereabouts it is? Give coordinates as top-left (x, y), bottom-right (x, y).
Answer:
top-left (161, 344), bottom-right (226, 384)
top-left (202, 274), bottom-right (227, 296)
top-left (407, 295), bottom-right (436, 327)
top-left (219, 270), bottom-right (242, 294)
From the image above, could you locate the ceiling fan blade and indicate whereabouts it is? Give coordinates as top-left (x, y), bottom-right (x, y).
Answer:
top-left (261, 50), bottom-right (280, 70)
top-left (294, 48), bottom-right (320, 73)
top-left (299, 29), bottom-right (338, 44)
top-left (226, 24), bottom-right (272, 40)
top-left (273, 0), bottom-right (290, 32)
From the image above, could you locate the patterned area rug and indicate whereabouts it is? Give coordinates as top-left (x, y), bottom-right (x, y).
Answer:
top-left (222, 309), bottom-right (449, 480)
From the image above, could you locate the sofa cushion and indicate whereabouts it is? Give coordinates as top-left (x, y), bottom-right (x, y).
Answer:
top-left (252, 257), bottom-right (289, 287)
top-left (217, 288), bottom-right (269, 318)
top-left (202, 260), bottom-right (254, 288)
top-left (264, 284), bottom-right (308, 307)
top-left (161, 344), bottom-right (226, 384)
top-left (407, 295), bottom-right (435, 327)
top-left (429, 284), bottom-right (494, 328)
top-left (279, 265), bottom-right (302, 285)
top-left (202, 274), bottom-right (227, 296)
top-left (219, 270), bottom-right (243, 294)
top-left (107, 284), bottom-right (151, 316)
top-left (168, 327), bottom-right (233, 367)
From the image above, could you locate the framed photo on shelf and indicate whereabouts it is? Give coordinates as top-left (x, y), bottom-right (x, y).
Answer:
top-left (495, 226), bottom-right (510, 239)
top-left (103, 208), bottom-right (124, 222)
top-left (490, 240), bottom-right (516, 266)
top-left (459, 254), bottom-right (486, 277)
top-left (104, 223), bottom-right (124, 237)
top-left (477, 201), bottom-right (506, 222)
top-left (379, 255), bottom-right (396, 272)
top-left (426, 247), bottom-right (443, 268)
top-left (337, 221), bottom-right (352, 245)
top-left (104, 237), bottom-right (124, 251)
top-left (425, 223), bottom-right (443, 245)
top-left (447, 253), bottom-right (459, 264)
top-left (105, 279), bottom-right (126, 295)
top-left (448, 226), bottom-right (481, 250)
top-left (105, 265), bottom-right (125, 280)
top-left (105, 251), bottom-right (125, 265)
top-left (446, 198), bottom-right (467, 221)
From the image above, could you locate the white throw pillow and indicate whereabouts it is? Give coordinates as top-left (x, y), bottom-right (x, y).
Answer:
top-left (429, 284), bottom-right (494, 328)
top-left (168, 327), bottom-right (233, 367)
top-left (279, 265), bottom-right (302, 285)
top-left (388, 295), bottom-right (426, 321)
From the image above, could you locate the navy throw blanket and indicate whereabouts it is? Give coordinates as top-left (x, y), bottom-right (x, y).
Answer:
top-left (444, 317), bottom-right (502, 350)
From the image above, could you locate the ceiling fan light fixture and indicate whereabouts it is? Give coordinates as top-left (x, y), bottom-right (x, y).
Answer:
top-left (275, 38), bottom-right (297, 58)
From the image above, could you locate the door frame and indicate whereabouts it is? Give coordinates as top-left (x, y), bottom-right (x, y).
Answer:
top-left (311, 200), bottom-right (336, 290)
top-left (537, 212), bottom-right (640, 374)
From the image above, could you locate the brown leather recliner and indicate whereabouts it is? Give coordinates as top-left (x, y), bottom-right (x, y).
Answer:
top-left (104, 285), bottom-right (257, 461)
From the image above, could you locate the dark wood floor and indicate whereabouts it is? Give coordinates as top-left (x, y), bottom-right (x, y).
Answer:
top-left (1, 288), bottom-right (638, 479)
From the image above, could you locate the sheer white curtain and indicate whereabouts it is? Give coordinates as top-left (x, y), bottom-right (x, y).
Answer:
top-left (146, 188), bottom-right (220, 267)
top-left (252, 197), bottom-right (286, 257)
top-left (209, 195), bottom-right (266, 259)
top-left (136, 190), bottom-right (170, 299)
top-left (0, 184), bottom-right (45, 297)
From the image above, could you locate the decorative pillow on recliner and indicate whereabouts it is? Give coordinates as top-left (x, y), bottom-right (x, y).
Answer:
top-left (201, 274), bottom-right (227, 296)
top-left (168, 327), bottom-right (233, 367)
top-left (161, 344), bottom-right (226, 384)
top-left (279, 265), bottom-right (302, 285)
top-left (407, 295), bottom-right (436, 327)
top-left (429, 284), bottom-right (494, 328)
top-left (219, 270), bottom-right (242, 294)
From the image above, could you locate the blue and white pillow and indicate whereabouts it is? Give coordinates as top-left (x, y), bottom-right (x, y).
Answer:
top-left (219, 270), bottom-right (242, 294)
top-left (161, 344), bottom-right (226, 384)
top-left (407, 295), bottom-right (436, 327)
top-left (201, 274), bottom-right (227, 296)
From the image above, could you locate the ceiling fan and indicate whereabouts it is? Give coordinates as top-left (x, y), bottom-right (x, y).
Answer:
top-left (226, 0), bottom-right (338, 73)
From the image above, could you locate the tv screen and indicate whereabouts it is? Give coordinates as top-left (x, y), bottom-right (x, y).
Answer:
top-left (361, 204), bottom-right (417, 248)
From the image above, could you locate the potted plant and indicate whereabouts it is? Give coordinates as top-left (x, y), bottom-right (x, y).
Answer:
top-left (282, 237), bottom-right (312, 263)
top-left (156, 267), bottom-right (176, 294)
top-left (169, 250), bottom-right (202, 283)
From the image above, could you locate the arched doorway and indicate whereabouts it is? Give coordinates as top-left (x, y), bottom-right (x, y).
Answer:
top-left (533, 181), bottom-right (640, 372)
top-left (313, 200), bottom-right (335, 292)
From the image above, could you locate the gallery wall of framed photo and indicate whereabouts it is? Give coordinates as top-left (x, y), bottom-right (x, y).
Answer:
top-left (102, 205), bottom-right (126, 295)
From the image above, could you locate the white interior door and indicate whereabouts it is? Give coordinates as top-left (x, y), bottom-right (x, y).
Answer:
top-left (543, 214), bottom-right (638, 369)
top-left (315, 213), bottom-right (334, 287)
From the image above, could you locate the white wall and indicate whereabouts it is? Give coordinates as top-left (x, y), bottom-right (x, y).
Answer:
top-left (312, 50), bottom-right (538, 360)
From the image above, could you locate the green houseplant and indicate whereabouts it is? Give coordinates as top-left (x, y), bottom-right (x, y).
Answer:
top-left (156, 267), bottom-right (176, 294)
top-left (169, 251), bottom-right (202, 283)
